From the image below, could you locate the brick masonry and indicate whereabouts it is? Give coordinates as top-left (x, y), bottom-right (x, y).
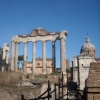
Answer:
top-left (85, 62), bottom-right (100, 100)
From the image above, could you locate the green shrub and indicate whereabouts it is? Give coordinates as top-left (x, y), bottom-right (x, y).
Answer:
top-left (66, 69), bottom-right (70, 73)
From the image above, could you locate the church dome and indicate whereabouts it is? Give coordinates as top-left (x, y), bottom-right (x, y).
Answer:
top-left (80, 36), bottom-right (96, 57)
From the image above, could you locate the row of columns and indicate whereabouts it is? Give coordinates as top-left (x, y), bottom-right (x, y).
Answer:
top-left (10, 37), bottom-right (66, 74)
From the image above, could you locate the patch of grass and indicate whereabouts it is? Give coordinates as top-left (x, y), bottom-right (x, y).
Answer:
top-left (51, 71), bottom-right (60, 75)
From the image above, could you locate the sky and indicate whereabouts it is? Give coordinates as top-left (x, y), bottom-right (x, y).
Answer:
top-left (0, 0), bottom-right (100, 67)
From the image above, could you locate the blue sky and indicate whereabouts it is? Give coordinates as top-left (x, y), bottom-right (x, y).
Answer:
top-left (0, 0), bottom-right (100, 67)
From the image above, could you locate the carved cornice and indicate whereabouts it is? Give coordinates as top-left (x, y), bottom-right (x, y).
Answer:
top-left (59, 31), bottom-right (68, 40)
top-left (11, 28), bottom-right (68, 43)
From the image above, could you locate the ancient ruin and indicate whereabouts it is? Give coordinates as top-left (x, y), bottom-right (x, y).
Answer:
top-left (0, 43), bottom-right (9, 71)
top-left (10, 27), bottom-right (68, 74)
top-left (0, 28), bottom-right (100, 100)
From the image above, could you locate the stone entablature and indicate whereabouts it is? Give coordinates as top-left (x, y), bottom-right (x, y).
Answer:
top-left (12, 28), bottom-right (68, 43)
top-left (12, 34), bottom-right (59, 43)
top-left (10, 27), bottom-right (68, 74)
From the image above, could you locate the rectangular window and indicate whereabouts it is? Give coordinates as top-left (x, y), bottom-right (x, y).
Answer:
top-left (37, 63), bottom-right (40, 66)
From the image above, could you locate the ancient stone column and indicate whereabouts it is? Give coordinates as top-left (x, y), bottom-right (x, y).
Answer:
top-left (42, 40), bottom-right (46, 74)
top-left (2, 48), bottom-right (5, 71)
top-left (64, 39), bottom-right (66, 71)
top-left (5, 50), bottom-right (8, 64)
top-left (5, 50), bottom-right (8, 71)
top-left (32, 41), bottom-right (36, 74)
top-left (52, 40), bottom-right (56, 73)
top-left (23, 42), bottom-right (27, 74)
top-left (2, 48), bottom-right (5, 60)
top-left (60, 33), bottom-right (66, 74)
top-left (15, 42), bottom-right (18, 71)
top-left (11, 40), bottom-right (15, 71)
top-left (73, 57), bottom-right (78, 82)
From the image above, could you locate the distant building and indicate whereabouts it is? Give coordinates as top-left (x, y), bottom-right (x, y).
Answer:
top-left (26, 58), bottom-right (52, 74)
top-left (66, 59), bottom-right (70, 69)
top-left (26, 58), bottom-right (70, 74)
top-left (72, 36), bottom-right (100, 90)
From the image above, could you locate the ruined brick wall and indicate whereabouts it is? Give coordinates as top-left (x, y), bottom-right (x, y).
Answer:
top-left (85, 62), bottom-right (100, 100)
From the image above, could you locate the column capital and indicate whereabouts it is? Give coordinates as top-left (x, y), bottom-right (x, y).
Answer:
top-left (59, 32), bottom-right (66, 40)
top-left (11, 39), bottom-right (15, 43)
top-left (42, 40), bottom-right (46, 42)
top-left (32, 40), bottom-right (37, 43)
top-left (52, 39), bottom-right (56, 42)
top-left (15, 41), bottom-right (20, 44)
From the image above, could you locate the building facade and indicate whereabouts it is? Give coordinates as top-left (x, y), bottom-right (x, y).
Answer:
top-left (26, 58), bottom-right (52, 74)
top-left (72, 36), bottom-right (100, 90)
top-left (26, 58), bottom-right (70, 74)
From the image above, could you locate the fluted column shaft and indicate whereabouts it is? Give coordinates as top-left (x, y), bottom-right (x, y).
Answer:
top-left (60, 38), bottom-right (66, 73)
top-left (5, 50), bottom-right (8, 64)
top-left (5, 50), bottom-right (8, 71)
top-left (32, 42), bottom-right (36, 74)
top-left (64, 39), bottom-right (66, 71)
top-left (42, 41), bottom-right (46, 74)
top-left (52, 41), bottom-right (56, 73)
top-left (15, 42), bottom-right (18, 71)
top-left (2, 48), bottom-right (5, 71)
top-left (11, 40), bottom-right (15, 71)
top-left (23, 42), bottom-right (27, 74)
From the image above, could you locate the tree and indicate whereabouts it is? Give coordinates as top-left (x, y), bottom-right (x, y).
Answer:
top-left (66, 68), bottom-right (71, 73)
top-left (18, 55), bottom-right (28, 68)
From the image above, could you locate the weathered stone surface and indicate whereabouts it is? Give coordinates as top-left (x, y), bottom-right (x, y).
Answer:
top-left (85, 62), bottom-right (100, 100)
